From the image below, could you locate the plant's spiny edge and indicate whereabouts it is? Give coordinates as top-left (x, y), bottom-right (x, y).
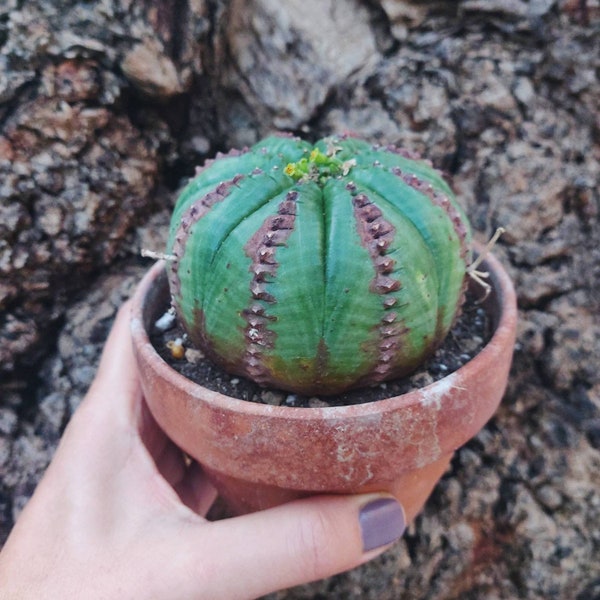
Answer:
top-left (241, 190), bottom-right (299, 385)
top-left (383, 143), bottom-right (431, 165)
top-left (349, 186), bottom-right (408, 384)
top-left (193, 147), bottom-right (249, 178)
top-left (169, 174), bottom-right (245, 308)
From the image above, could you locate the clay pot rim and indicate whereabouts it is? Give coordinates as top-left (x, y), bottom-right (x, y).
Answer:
top-left (130, 244), bottom-right (516, 421)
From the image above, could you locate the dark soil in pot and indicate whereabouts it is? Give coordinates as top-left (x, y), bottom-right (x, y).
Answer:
top-left (150, 289), bottom-right (491, 408)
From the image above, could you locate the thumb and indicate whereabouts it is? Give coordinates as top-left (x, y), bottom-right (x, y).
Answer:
top-left (173, 493), bottom-right (406, 599)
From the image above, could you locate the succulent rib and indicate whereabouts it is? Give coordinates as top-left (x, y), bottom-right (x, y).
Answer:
top-left (240, 191), bottom-right (299, 383)
top-left (349, 184), bottom-right (440, 384)
top-left (351, 190), bottom-right (406, 383)
top-left (351, 192), bottom-right (399, 294)
top-left (393, 169), bottom-right (470, 264)
top-left (173, 171), bottom-right (294, 346)
top-left (319, 179), bottom-right (386, 391)
top-left (392, 167), bottom-right (471, 329)
top-left (351, 166), bottom-right (470, 339)
top-left (169, 175), bottom-right (244, 303)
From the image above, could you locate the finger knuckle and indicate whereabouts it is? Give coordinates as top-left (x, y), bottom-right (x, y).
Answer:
top-left (292, 509), bottom-right (338, 579)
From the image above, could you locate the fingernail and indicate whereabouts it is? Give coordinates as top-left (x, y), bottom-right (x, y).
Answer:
top-left (359, 497), bottom-right (406, 552)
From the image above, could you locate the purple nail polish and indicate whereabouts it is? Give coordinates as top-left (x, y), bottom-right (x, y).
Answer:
top-left (359, 497), bottom-right (406, 552)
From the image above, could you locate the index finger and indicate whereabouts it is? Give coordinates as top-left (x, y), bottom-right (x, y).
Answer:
top-left (85, 300), bottom-right (142, 423)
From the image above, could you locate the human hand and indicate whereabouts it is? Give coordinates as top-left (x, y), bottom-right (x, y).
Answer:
top-left (0, 302), bottom-right (406, 600)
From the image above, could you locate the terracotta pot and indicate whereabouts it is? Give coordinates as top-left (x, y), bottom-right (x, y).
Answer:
top-left (131, 250), bottom-right (517, 522)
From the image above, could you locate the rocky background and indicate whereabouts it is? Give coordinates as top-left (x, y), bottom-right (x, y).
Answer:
top-left (1, 0), bottom-right (599, 598)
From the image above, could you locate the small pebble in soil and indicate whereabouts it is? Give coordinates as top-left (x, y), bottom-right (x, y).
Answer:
top-left (154, 310), bottom-right (177, 332)
top-left (166, 338), bottom-right (185, 360)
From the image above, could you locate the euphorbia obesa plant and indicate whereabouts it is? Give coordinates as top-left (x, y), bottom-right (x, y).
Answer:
top-left (166, 135), bottom-right (472, 395)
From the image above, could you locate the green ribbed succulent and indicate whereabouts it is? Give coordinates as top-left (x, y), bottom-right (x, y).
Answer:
top-left (167, 135), bottom-right (472, 395)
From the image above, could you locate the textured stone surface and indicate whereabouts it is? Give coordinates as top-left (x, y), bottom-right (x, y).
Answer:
top-left (1, 1), bottom-right (599, 598)
top-left (0, 0), bottom-right (210, 374)
top-left (212, 0), bottom-right (379, 145)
